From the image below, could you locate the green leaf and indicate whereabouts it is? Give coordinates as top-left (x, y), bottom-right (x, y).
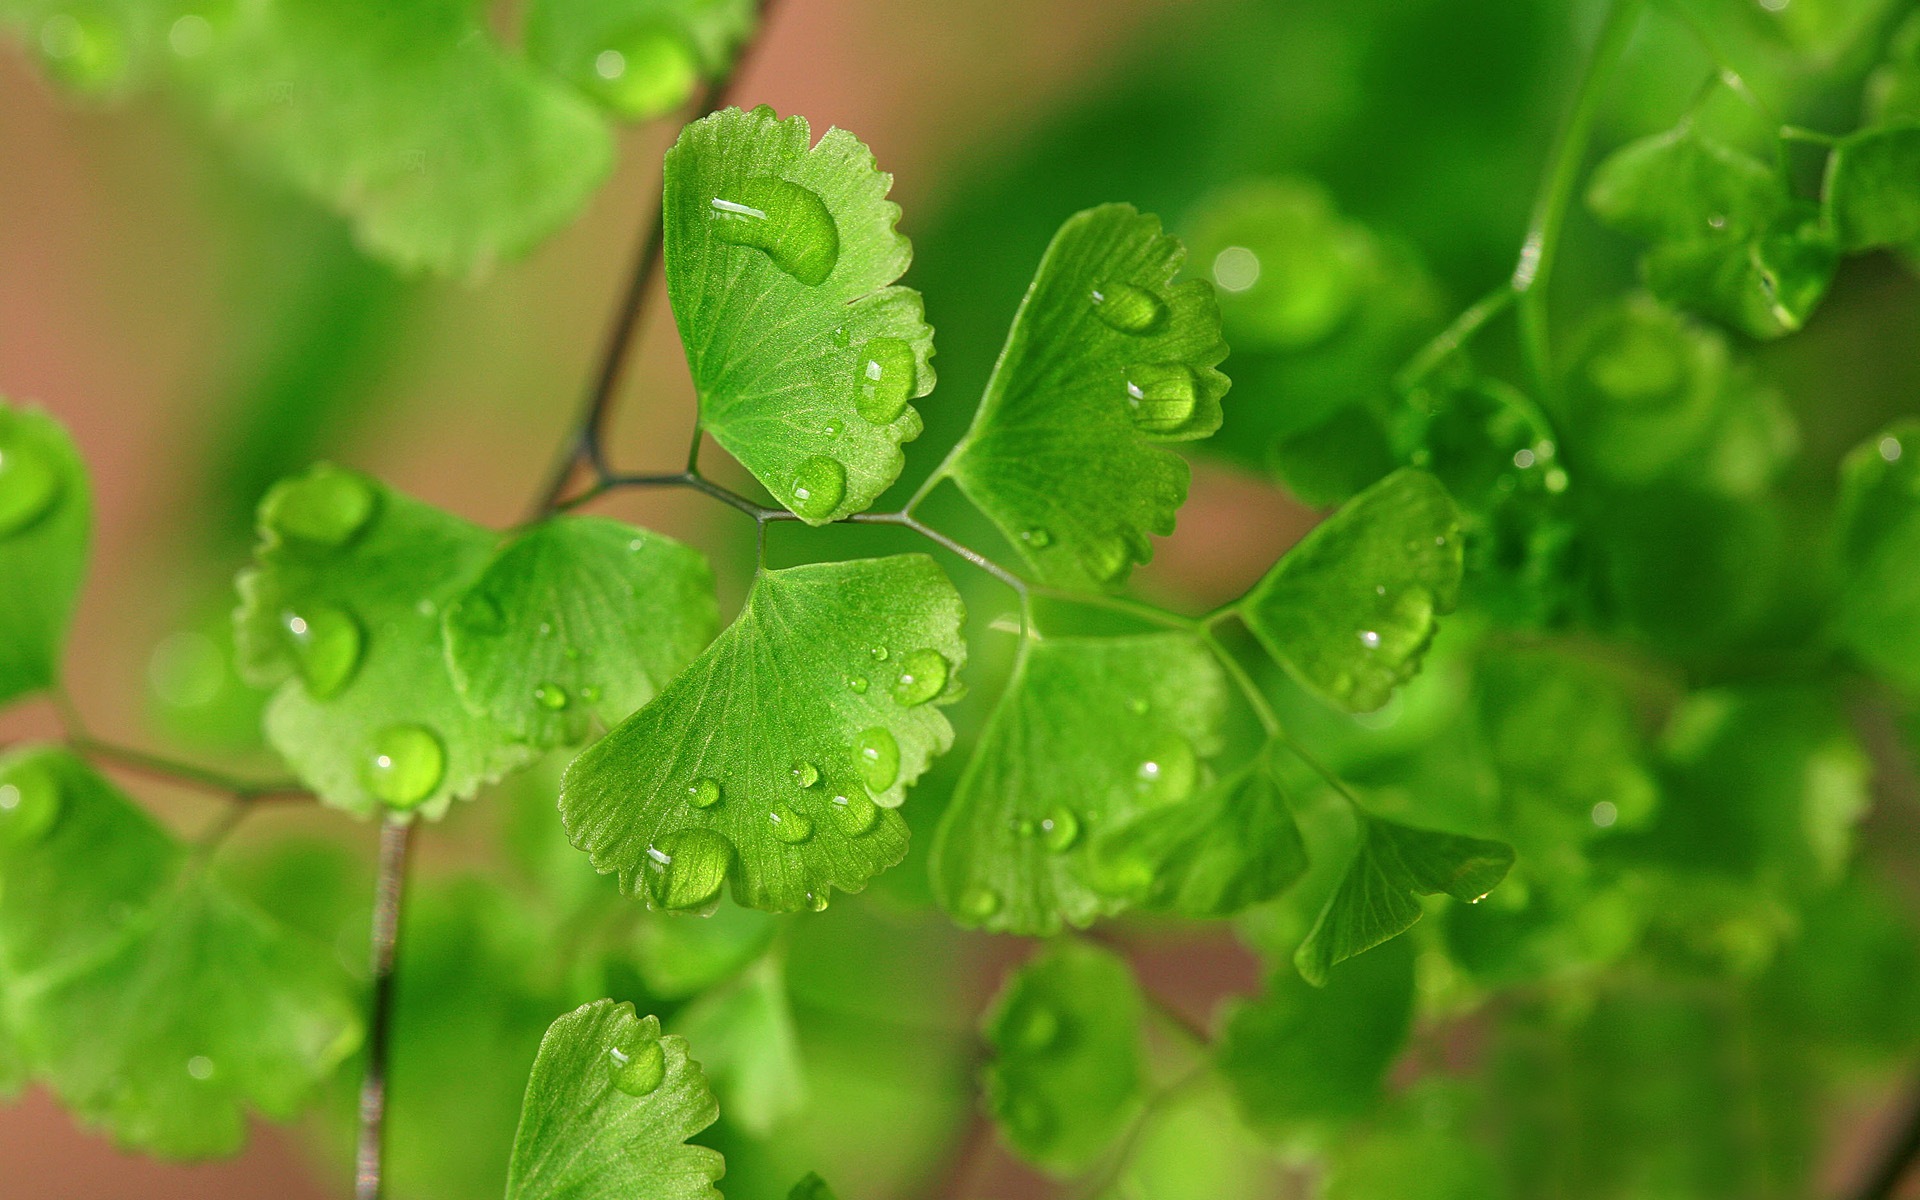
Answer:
top-left (946, 203), bottom-right (1230, 588)
top-left (929, 632), bottom-right (1227, 935)
top-left (1296, 812), bottom-right (1514, 986)
top-left (1216, 935), bottom-right (1413, 1127)
top-left (1824, 123), bottom-right (1920, 251)
top-left (633, 900), bottom-right (776, 1000)
top-left (981, 940), bottom-right (1145, 1175)
top-left (786, 1173), bottom-right (837, 1200)
top-left (671, 955), bottom-right (805, 1135)
top-left (1086, 750), bottom-right (1308, 919)
top-left (526, 0), bottom-right (756, 120)
top-left (1241, 469), bottom-right (1463, 714)
top-left (0, 401), bottom-right (90, 709)
top-left (1833, 421), bottom-right (1920, 691)
top-left (662, 106), bottom-right (934, 524)
top-left (1638, 210), bottom-right (1836, 340)
top-left (445, 516), bottom-right (718, 750)
top-left (235, 464), bottom-right (531, 818)
top-left (561, 555), bottom-right (965, 913)
top-left (191, 0), bottom-right (612, 275)
top-left (504, 1000), bottom-right (725, 1200)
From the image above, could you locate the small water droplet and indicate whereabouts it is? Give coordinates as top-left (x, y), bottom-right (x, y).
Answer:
top-left (1591, 801), bottom-right (1619, 828)
top-left (805, 890), bottom-right (829, 912)
top-left (281, 604), bottom-right (363, 700)
top-left (789, 455), bottom-right (846, 520)
top-left (1134, 734), bottom-right (1198, 806)
top-left (590, 25), bottom-right (697, 120)
top-left (830, 791), bottom-right (879, 837)
top-left (790, 760), bottom-right (821, 788)
top-left (645, 828), bottom-right (733, 909)
top-left (831, 325), bottom-right (852, 347)
top-left (846, 675), bottom-right (869, 694)
top-left (1880, 436), bottom-right (1904, 463)
top-left (1359, 629), bottom-right (1381, 649)
top-left (822, 418), bottom-right (845, 439)
top-left (959, 885), bottom-right (1001, 920)
top-left (855, 337), bottom-right (916, 424)
top-left (580, 684), bottom-right (603, 704)
top-left (1019, 527), bottom-right (1053, 549)
top-left (770, 802), bottom-right (815, 844)
top-left (0, 430), bottom-right (62, 538)
top-left (870, 646), bottom-right (890, 662)
top-left (710, 177), bottom-right (840, 285)
top-left (186, 1055), bottom-right (215, 1081)
top-left (1123, 363), bottom-right (1199, 435)
top-left (535, 682), bottom-right (569, 711)
top-left (1038, 807), bottom-right (1080, 853)
top-left (1512, 448), bottom-right (1536, 469)
top-left (266, 466), bottom-right (378, 549)
top-left (853, 726), bottom-right (900, 792)
top-left (0, 759), bottom-right (62, 845)
top-left (365, 725), bottom-right (445, 809)
top-left (687, 777), bottom-right (723, 809)
top-left (607, 1035), bottom-right (666, 1096)
top-left (892, 648), bottom-right (949, 707)
top-left (1090, 282), bottom-right (1169, 334)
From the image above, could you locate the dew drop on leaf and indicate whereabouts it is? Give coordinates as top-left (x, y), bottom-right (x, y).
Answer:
top-left (870, 646), bottom-right (890, 662)
top-left (1123, 363), bottom-right (1199, 435)
top-left (789, 455), bottom-right (846, 520)
top-left (830, 791), bottom-right (879, 837)
top-left (606, 1035), bottom-right (666, 1097)
top-left (1359, 629), bottom-right (1381, 650)
top-left (1134, 734), bottom-right (1197, 806)
top-left (0, 760), bottom-right (62, 846)
top-left (892, 648), bottom-right (949, 707)
top-left (822, 418), bottom-right (844, 439)
top-left (580, 684), bottom-right (602, 704)
top-left (590, 25), bottom-right (697, 121)
top-left (645, 828), bottom-right (733, 909)
top-left (1019, 527), bottom-right (1053, 549)
top-left (365, 724), bottom-right (445, 809)
top-left (534, 682), bottom-right (570, 711)
top-left (805, 890), bottom-right (829, 912)
top-left (709, 176), bottom-right (840, 286)
top-left (853, 726), bottom-right (900, 792)
top-left (0, 432), bottom-right (61, 538)
top-left (960, 885), bottom-right (1002, 920)
top-left (1039, 807), bottom-right (1080, 853)
top-left (770, 802), bottom-right (815, 844)
top-left (846, 674), bottom-right (869, 694)
top-left (855, 337), bottom-right (916, 424)
top-left (1090, 282), bottom-right (1169, 335)
top-left (687, 777), bottom-right (723, 809)
top-left (831, 325), bottom-right (851, 347)
top-left (265, 466), bottom-right (378, 549)
top-left (281, 603), bottom-right (363, 700)
top-left (790, 760), bottom-right (821, 788)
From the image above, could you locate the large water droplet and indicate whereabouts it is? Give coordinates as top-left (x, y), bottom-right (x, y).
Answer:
top-left (1123, 363), bottom-right (1199, 435)
top-left (646, 828), bottom-right (733, 909)
top-left (282, 604), bottom-right (363, 700)
top-left (853, 727), bottom-right (899, 792)
top-left (687, 777), bottom-right (723, 809)
top-left (892, 648), bottom-right (949, 707)
top-left (1091, 282), bottom-right (1168, 335)
top-left (789, 455), bottom-right (846, 520)
top-left (266, 466), bottom-right (378, 549)
top-left (710, 177), bottom-right (840, 286)
top-left (589, 25), bottom-right (697, 120)
top-left (770, 802), bottom-right (815, 844)
top-left (830, 791), bottom-right (879, 837)
top-left (535, 682), bottom-right (570, 711)
top-left (790, 760), bottom-right (821, 788)
top-left (0, 431), bottom-right (61, 538)
top-left (0, 759), bottom-right (62, 845)
top-left (1039, 807), bottom-right (1080, 853)
top-left (365, 725), bottom-right (445, 809)
top-left (855, 338), bottom-right (916, 424)
top-left (607, 1035), bottom-right (666, 1096)
top-left (1134, 734), bottom-right (1197, 806)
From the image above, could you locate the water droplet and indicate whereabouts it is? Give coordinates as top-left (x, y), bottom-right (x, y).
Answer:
top-left (790, 760), bottom-right (821, 788)
top-left (846, 675), bottom-right (869, 694)
top-left (805, 890), bottom-right (830, 912)
top-left (590, 25), bottom-right (697, 120)
top-left (0, 759), bottom-right (62, 845)
top-left (1212, 245), bottom-right (1262, 293)
top-left (870, 646), bottom-right (890, 662)
top-left (0, 430), bottom-right (61, 538)
top-left (266, 466), bottom-right (378, 549)
top-left (830, 791), bottom-right (879, 837)
top-left (1134, 734), bottom-right (1198, 806)
top-left (822, 418), bottom-right (844, 439)
top-left (687, 777), bottom-right (723, 809)
top-left (1590, 801), bottom-right (1619, 828)
top-left (853, 727), bottom-right (900, 792)
top-left (1090, 282), bottom-right (1169, 334)
top-left (710, 177), bottom-right (840, 285)
top-left (855, 337), bottom-right (916, 424)
top-left (186, 1055), bottom-right (215, 1081)
top-left (580, 684), bottom-right (602, 704)
top-left (789, 455), bottom-right (846, 520)
top-left (1009, 1002), bottom-right (1061, 1052)
top-left (1038, 807), bottom-right (1080, 853)
top-left (281, 604), bottom-right (363, 700)
top-left (607, 1035), bottom-right (666, 1096)
top-left (1881, 436), bottom-right (1904, 463)
top-left (365, 725), bottom-right (445, 809)
top-left (1019, 527), bottom-right (1053, 549)
top-left (959, 885), bottom-right (1001, 920)
top-left (1359, 629), bottom-right (1381, 650)
top-left (645, 828), bottom-right (733, 909)
top-left (535, 682), bottom-right (569, 711)
top-left (1512, 448), bottom-right (1536, 469)
top-left (831, 325), bottom-right (852, 347)
top-left (1123, 363), bottom-right (1199, 434)
top-left (892, 648), bottom-right (949, 707)
top-left (770, 802), bottom-right (815, 844)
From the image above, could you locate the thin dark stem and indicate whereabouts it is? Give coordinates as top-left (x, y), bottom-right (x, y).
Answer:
top-left (1394, 285), bottom-right (1515, 394)
top-left (1854, 1081), bottom-right (1920, 1200)
top-left (69, 735), bottom-right (307, 802)
top-left (355, 817), bottom-right (416, 1200)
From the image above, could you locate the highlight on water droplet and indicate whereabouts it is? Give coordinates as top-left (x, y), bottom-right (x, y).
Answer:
top-left (645, 828), bottom-right (734, 909)
top-left (1038, 806), bottom-right (1080, 853)
top-left (1090, 282), bottom-right (1169, 335)
top-left (959, 885), bottom-right (1002, 921)
top-left (1134, 734), bottom-right (1198, 806)
top-left (790, 760), bottom-right (821, 788)
top-left (607, 1034), bottom-right (667, 1096)
top-left (0, 759), bottom-right (62, 846)
top-left (830, 791), bottom-right (879, 837)
top-left (281, 604), bottom-right (364, 700)
top-left (266, 466), bottom-right (378, 549)
top-left (365, 725), bottom-right (446, 809)
top-left (892, 648), bottom-right (950, 707)
top-left (854, 337), bottom-right (916, 424)
top-left (852, 726), bottom-right (900, 792)
top-left (1358, 629), bottom-right (1381, 650)
top-left (589, 24), bottom-right (697, 120)
top-left (0, 429), bottom-right (62, 538)
top-left (687, 777), bottom-right (723, 809)
top-left (789, 455), bottom-right (846, 520)
top-left (534, 682), bottom-right (570, 711)
top-left (770, 802), bottom-right (815, 844)
top-left (710, 176), bottom-right (840, 285)
top-left (1123, 363), bottom-right (1200, 435)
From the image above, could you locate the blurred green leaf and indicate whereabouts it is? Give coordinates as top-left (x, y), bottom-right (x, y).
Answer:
top-left (673, 954), bottom-right (806, 1136)
top-left (526, 0), bottom-right (755, 120)
top-left (0, 401), bottom-right (90, 709)
top-left (633, 901), bottom-right (776, 1001)
top-left (1824, 123), bottom-right (1920, 252)
top-left (1833, 420), bottom-right (1920, 690)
